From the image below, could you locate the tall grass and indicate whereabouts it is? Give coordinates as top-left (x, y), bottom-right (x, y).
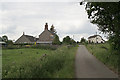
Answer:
top-left (86, 43), bottom-right (119, 74)
top-left (2, 45), bottom-right (78, 78)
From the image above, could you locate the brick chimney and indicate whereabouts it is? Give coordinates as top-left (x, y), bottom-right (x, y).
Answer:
top-left (23, 32), bottom-right (25, 35)
top-left (45, 23), bottom-right (48, 30)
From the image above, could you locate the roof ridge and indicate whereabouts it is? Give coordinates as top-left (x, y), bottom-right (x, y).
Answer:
top-left (88, 35), bottom-right (101, 39)
top-left (48, 30), bottom-right (56, 35)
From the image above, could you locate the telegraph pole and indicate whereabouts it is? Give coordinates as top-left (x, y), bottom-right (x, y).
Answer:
top-left (96, 31), bottom-right (97, 44)
top-left (73, 35), bottom-right (74, 40)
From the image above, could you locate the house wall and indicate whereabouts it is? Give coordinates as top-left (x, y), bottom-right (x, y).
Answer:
top-left (15, 35), bottom-right (32, 43)
top-left (38, 30), bottom-right (54, 42)
top-left (88, 36), bottom-right (104, 43)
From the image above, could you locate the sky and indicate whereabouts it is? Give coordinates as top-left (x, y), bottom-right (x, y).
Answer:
top-left (0, 0), bottom-right (108, 42)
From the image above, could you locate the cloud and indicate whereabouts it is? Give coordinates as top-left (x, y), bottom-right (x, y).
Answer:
top-left (0, 0), bottom-right (82, 2)
top-left (0, 2), bottom-right (106, 41)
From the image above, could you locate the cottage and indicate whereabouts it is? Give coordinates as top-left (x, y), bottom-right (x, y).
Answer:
top-left (37, 23), bottom-right (56, 44)
top-left (15, 32), bottom-right (38, 44)
top-left (88, 35), bottom-right (105, 43)
top-left (15, 23), bottom-right (56, 44)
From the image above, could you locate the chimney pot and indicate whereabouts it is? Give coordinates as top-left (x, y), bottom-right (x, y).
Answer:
top-left (45, 23), bottom-right (48, 30)
top-left (23, 32), bottom-right (25, 35)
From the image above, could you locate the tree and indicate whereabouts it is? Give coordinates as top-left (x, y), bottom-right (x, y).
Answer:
top-left (71, 39), bottom-right (76, 45)
top-left (7, 40), bottom-right (13, 45)
top-left (80, 37), bottom-right (86, 43)
top-left (2, 35), bottom-right (8, 42)
top-left (50, 25), bottom-right (56, 34)
top-left (83, 2), bottom-right (120, 50)
top-left (0, 37), bottom-right (2, 41)
top-left (63, 36), bottom-right (71, 44)
top-left (63, 36), bottom-right (76, 45)
top-left (1, 35), bottom-right (13, 45)
top-left (52, 35), bottom-right (61, 45)
top-left (77, 41), bottom-right (80, 44)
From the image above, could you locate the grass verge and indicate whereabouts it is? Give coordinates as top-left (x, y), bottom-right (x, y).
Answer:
top-left (86, 43), bottom-right (119, 74)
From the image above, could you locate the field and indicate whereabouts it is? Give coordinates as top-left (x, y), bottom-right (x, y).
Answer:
top-left (2, 46), bottom-right (78, 78)
top-left (86, 43), bottom-right (119, 74)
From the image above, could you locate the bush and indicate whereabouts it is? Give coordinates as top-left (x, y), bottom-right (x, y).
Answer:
top-left (2, 45), bottom-right (21, 49)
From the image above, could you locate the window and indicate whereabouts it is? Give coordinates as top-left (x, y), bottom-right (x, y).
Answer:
top-left (50, 35), bottom-right (54, 39)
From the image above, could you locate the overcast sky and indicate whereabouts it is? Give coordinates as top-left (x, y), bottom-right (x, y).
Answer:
top-left (0, 0), bottom-right (107, 42)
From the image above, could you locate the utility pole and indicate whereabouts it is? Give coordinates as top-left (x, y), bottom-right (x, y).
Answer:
top-left (73, 35), bottom-right (74, 40)
top-left (96, 31), bottom-right (97, 44)
top-left (72, 35), bottom-right (74, 45)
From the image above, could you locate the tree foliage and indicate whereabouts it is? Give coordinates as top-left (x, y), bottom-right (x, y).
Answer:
top-left (84, 2), bottom-right (120, 50)
top-left (63, 36), bottom-right (71, 44)
top-left (7, 40), bottom-right (13, 45)
top-left (2, 35), bottom-right (8, 42)
top-left (63, 36), bottom-right (76, 45)
top-left (1, 35), bottom-right (13, 45)
top-left (0, 37), bottom-right (2, 41)
top-left (52, 35), bottom-right (61, 45)
top-left (80, 37), bottom-right (86, 43)
top-left (50, 25), bottom-right (56, 34)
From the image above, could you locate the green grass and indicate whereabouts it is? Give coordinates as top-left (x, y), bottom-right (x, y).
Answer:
top-left (2, 48), bottom-right (51, 65)
top-left (2, 45), bottom-right (78, 78)
top-left (86, 43), bottom-right (119, 74)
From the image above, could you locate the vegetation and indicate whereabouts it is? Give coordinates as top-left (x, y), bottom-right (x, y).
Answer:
top-left (81, 2), bottom-right (120, 75)
top-left (50, 25), bottom-right (56, 34)
top-left (82, 2), bottom-right (120, 52)
top-left (86, 43), bottom-right (119, 74)
top-left (2, 35), bottom-right (8, 42)
top-left (2, 44), bottom-right (58, 50)
top-left (52, 35), bottom-right (61, 45)
top-left (80, 37), bottom-right (88, 44)
top-left (80, 37), bottom-right (86, 43)
top-left (2, 46), bottom-right (78, 78)
top-left (63, 36), bottom-right (76, 45)
top-left (31, 45), bottom-right (58, 50)
top-left (1, 35), bottom-right (13, 45)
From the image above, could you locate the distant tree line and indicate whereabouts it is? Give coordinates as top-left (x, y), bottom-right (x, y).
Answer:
top-left (63, 36), bottom-right (76, 45)
top-left (52, 35), bottom-right (76, 45)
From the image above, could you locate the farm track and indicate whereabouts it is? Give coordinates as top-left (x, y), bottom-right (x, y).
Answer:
top-left (75, 45), bottom-right (118, 78)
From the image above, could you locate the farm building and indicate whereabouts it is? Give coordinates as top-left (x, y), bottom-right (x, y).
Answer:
top-left (15, 23), bottom-right (56, 44)
top-left (88, 35), bottom-right (105, 43)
